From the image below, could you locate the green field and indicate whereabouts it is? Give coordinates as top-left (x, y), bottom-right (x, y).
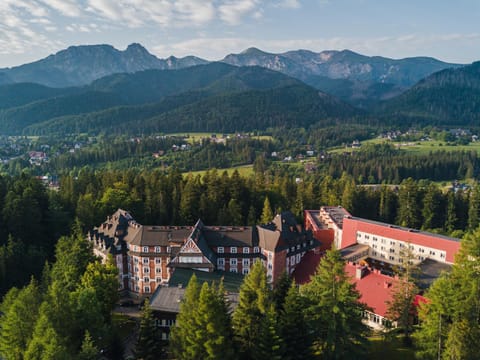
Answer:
top-left (183, 164), bottom-right (254, 177)
top-left (329, 138), bottom-right (480, 155)
top-left (168, 132), bottom-right (273, 144)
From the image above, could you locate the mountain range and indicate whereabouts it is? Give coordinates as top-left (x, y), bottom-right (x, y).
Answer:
top-left (0, 44), bottom-right (461, 107)
top-left (0, 43), bottom-right (477, 136)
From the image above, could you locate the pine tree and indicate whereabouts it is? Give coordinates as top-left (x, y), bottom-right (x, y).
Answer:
top-left (195, 282), bottom-right (236, 360)
top-left (0, 279), bottom-right (42, 360)
top-left (78, 331), bottom-right (99, 360)
top-left (385, 245), bottom-right (419, 343)
top-left (397, 178), bottom-right (421, 228)
top-left (272, 271), bottom-right (292, 312)
top-left (232, 260), bottom-right (271, 359)
top-left (415, 228), bottom-right (480, 359)
top-left (169, 274), bottom-right (201, 360)
top-left (135, 298), bottom-right (162, 360)
top-left (253, 305), bottom-right (284, 360)
top-left (301, 249), bottom-right (369, 359)
top-left (279, 283), bottom-right (312, 360)
top-left (444, 190), bottom-right (457, 233)
top-left (468, 182), bottom-right (480, 230)
top-left (260, 196), bottom-right (274, 224)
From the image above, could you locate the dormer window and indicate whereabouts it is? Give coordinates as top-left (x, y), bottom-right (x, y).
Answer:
top-left (155, 246), bottom-right (161, 253)
top-left (243, 247), bottom-right (250, 254)
top-left (143, 246), bottom-right (149, 253)
top-left (218, 247), bottom-right (224, 254)
top-left (230, 247), bottom-right (237, 254)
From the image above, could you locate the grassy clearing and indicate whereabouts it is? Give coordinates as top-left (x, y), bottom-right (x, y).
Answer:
top-left (168, 132), bottom-right (273, 144)
top-left (183, 164), bottom-right (254, 177)
top-left (329, 138), bottom-right (480, 155)
top-left (368, 335), bottom-right (415, 359)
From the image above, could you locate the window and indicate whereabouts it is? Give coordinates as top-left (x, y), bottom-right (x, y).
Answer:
top-left (357, 233), bottom-right (361, 238)
top-left (134, 257), bottom-right (139, 264)
top-left (389, 256), bottom-right (395, 261)
top-left (230, 258), bottom-right (238, 266)
top-left (156, 277), bottom-right (162, 283)
top-left (390, 241), bottom-right (395, 246)
top-left (381, 239), bottom-right (385, 244)
top-left (296, 253), bottom-right (301, 263)
top-left (242, 268), bottom-right (249, 275)
top-left (218, 247), bottom-right (224, 254)
top-left (296, 244), bottom-right (300, 250)
top-left (365, 235), bottom-right (370, 240)
top-left (254, 246), bottom-right (260, 253)
top-left (144, 277), bottom-right (150, 283)
top-left (268, 252), bottom-right (272, 260)
top-left (373, 237), bottom-right (377, 242)
top-left (135, 285), bottom-right (140, 292)
top-left (143, 257), bottom-right (149, 264)
top-left (144, 286), bottom-right (150, 293)
top-left (166, 246), bottom-right (171, 253)
top-left (156, 267), bottom-right (162, 273)
top-left (267, 263), bottom-right (273, 270)
top-left (291, 247), bottom-right (295, 252)
top-left (291, 256), bottom-right (296, 265)
top-left (230, 268), bottom-right (238, 273)
top-left (242, 258), bottom-right (250, 267)
top-left (217, 258), bottom-right (225, 266)
top-left (303, 242), bottom-right (306, 248)
top-left (430, 251), bottom-right (436, 256)
top-left (243, 247), bottom-right (250, 254)
top-left (143, 267), bottom-right (150, 273)
top-left (155, 258), bottom-right (161, 264)
top-left (134, 267), bottom-right (139, 273)
top-left (230, 247), bottom-right (237, 254)
top-left (389, 248), bottom-right (395, 253)
top-left (143, 246), bottom-right (149, 253)
top-left (155, 246), bottom-right (161, 253)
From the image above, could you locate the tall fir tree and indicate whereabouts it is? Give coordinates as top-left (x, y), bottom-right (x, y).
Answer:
top-left (279, 283), bottom-right (312, 360)
top-left (415, 228), bottom-right (480, 359)
top-left (386, 245), bottom-right (419, 343)
top-left (0, 279), bottom-right (42, 360)
top-left (301, 249), bottom-right (369, 359)
top-left (260, 196), bottom-right (274, 224)
top-left (135, 298), bottom-right (162, 360)
top-left (232, 260), bottom-right (271, 359)
top-left (169, 274), bottom-right (201, 360)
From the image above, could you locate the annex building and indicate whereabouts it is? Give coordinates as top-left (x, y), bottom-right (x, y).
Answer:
top-left (88, 209), bottom-right (317, 298)
top-left (303, 206), bottom-right (461, 329)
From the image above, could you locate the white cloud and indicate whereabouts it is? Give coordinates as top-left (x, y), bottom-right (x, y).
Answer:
top-left (276, 0), bottom-right (301, 9)
top-left (219, 0), bottom-right (260, 25)
top-left (38, 0), bottom-right (83, 17)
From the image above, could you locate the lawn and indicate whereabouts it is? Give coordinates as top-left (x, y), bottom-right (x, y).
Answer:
top-left (368, 335), bottom-right (416, 360)
top-left (168, 132), bottom-right (273, 144)
top-left (329, 138), bottom-right (480, 155)
top-left (183, 164), bottom-right (254, 177)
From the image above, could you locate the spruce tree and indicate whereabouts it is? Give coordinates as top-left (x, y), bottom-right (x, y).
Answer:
top-left (78, 331), bottom-right (99, 360)
top-left (260, 196), bottom-right (274, 224)
top-left (279, 283), bottom-right (312, 360)
top-left (232, 260), bottom-right (271, 359)
top-left (253, 305), bottom-right (284, 360)
top-left (135, 298), bottom-right (162, 360)
top-left (386, 245), bottom-right (419, 343)
top-left (0, 279), bottom-right (42, 360)
top-left (301, 249), bottom-right (369, 359)
top-left (169, 274), bottom-right (201, 360)
top-left (195, 282), bottom-right (236, 360)
top-left (415, 228), bottom-right (480, 358)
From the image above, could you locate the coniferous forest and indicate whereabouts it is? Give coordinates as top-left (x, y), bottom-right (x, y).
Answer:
top-left (0, 167), bottom-right (480, 358)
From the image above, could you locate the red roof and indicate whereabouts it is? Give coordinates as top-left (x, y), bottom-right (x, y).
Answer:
top-left (293, 252), bottom-right (397, 318)
top-left (344, 263), bottom-right (397, 317)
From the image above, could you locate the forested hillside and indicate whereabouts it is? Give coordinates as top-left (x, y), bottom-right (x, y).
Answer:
top-left (376, 61), bottom-right (480, 125)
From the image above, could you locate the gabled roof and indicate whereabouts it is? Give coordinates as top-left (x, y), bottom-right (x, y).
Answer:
top-left (127, 226), bottom-right (191, 246)
top-left (258, 211), bottom-right (315, 252)
top-left (203, 226), bottom-right (258, 247)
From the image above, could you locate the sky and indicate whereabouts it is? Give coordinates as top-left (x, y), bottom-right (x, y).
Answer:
top-left (0, 0), bottom-right (479, 68)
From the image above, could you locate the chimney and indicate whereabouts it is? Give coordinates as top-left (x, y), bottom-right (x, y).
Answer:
top-left (356, 265), bottom-right (367, 279)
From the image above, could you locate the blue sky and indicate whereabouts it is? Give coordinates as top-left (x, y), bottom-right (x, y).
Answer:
top-left (0, 0), bottom-right (479, 67)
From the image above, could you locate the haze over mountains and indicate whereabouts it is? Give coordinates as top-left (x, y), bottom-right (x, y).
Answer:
top-left (0, 43), bottom-right (477, 136)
